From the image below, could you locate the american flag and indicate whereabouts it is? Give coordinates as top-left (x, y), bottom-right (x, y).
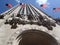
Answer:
top-left (6, 4), bottom-right (12, 8)
top-left (20, 3), bottom-right (25, 8)
top-left (40, 4), bottom-right (47, 8)
top-left (53, 8), bottom-right (60, 12)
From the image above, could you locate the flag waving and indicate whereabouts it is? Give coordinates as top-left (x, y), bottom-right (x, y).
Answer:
top-left (40, 4), bottom-right (47, 8)
top-left (6, 3), bottom-right (12, 8)
top-left (20, 3), bottom-right (25, 8)
top-left (53, 8), bottom-right (60, 12)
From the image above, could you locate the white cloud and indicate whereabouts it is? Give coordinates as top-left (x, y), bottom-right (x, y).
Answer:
top-left (36, 0), bottom-right (48, 5)
top-left (15, 0), bottom-right (20, 3)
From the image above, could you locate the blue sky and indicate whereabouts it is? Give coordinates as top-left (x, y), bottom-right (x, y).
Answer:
top-left (0, 0), bottom-right (60, 18)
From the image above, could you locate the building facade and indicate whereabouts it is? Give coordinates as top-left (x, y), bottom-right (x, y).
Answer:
top-left (0, 3), bottom-right (60, 45)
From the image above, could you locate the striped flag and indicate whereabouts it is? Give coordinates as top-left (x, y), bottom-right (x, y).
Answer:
top-left (20, 3), bottom-right (25, 8)
top-left (40, 4), bottom-right (47, 8)
top-left (6, 4), bottom-right (12, 8)
top-left (53, 8), bottom-right (60, 12)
